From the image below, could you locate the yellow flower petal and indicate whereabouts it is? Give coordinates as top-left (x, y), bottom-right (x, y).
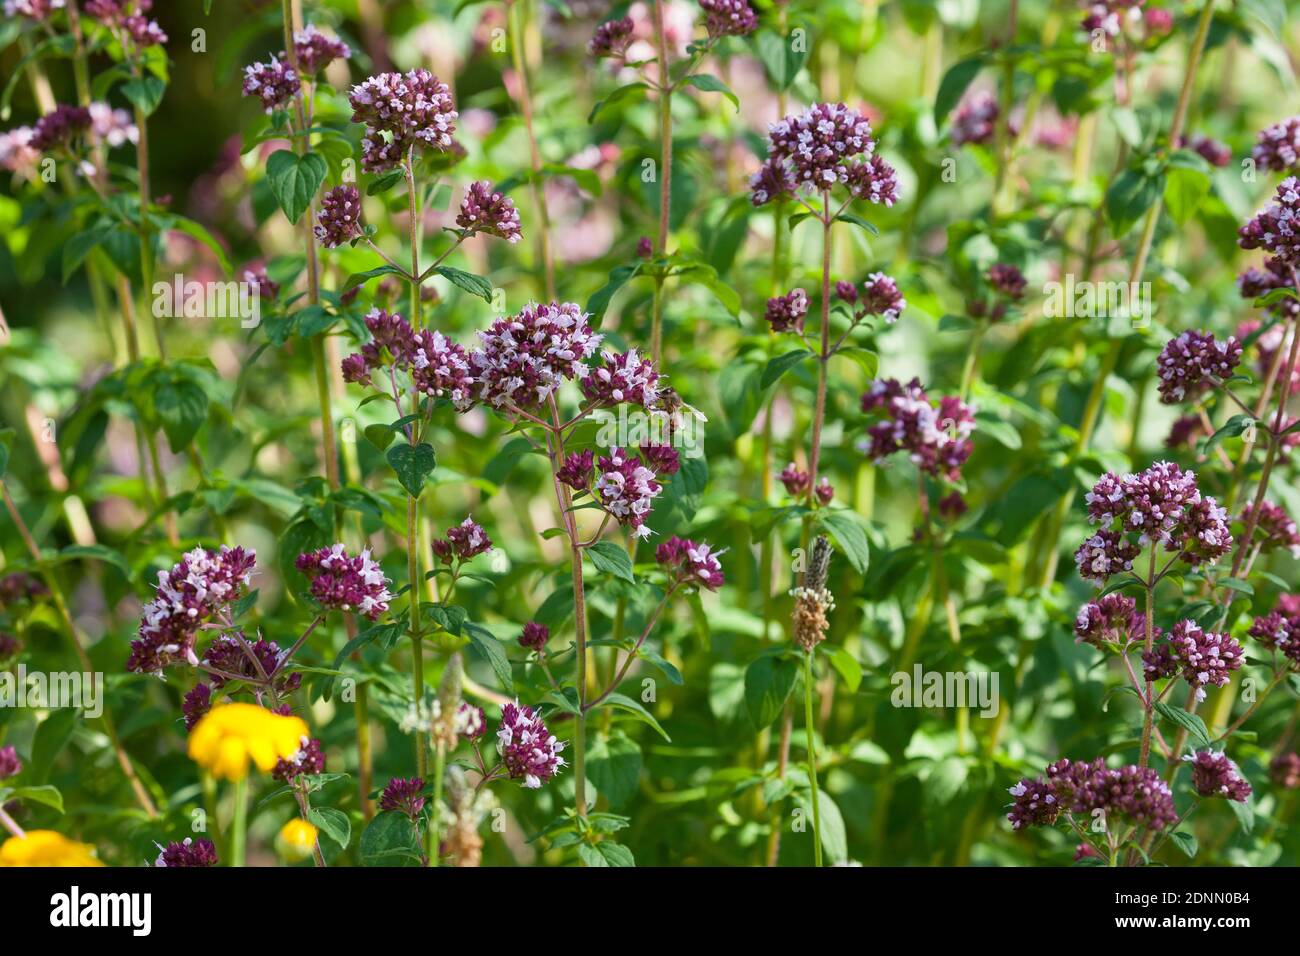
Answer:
top-left (187, 703), bottom-right (311, 781)
top-left (0, 830), bottom-right (105, 867)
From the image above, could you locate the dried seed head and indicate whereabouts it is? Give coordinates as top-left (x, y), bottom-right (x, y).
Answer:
top-left (791, 536), bottom-right (835, 652)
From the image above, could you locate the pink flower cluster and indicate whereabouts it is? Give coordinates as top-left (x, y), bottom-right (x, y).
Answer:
top-left (589, 16), bottom-right (635, 58)
top-left (1248, 593), bottom-right (1300, 668)
top-left (342, 308), bottom-right (476, 409)
top-left (950, 92), bottom-right (1000, 147)
top-left (432, 517), bottom-right (493, 564)
top-left (380, 777), bottom-right (425, 819)
top-left (859, 378), bottom-right (975, 480)
top-left (349, 69), bottom-right (458, 172)
top-left (1185, 751), bottom-right (1252, 802)
top-left (765, 288), bottom-right (808, 333)
top-left (242, 58), bottom-right (301, 114)
top-left (127, 546), bottom-right (257, 674)
top-left (1155, 330), bottom-right (1242, 404)
top-left (154, 838), bottom-right (218, 868)
top-left (750, 103), bottom-right (898, 207)
top-left (85, 0), bottom-right (166, 48)
top-left (1242, 500), bottom-right (1300, 557)
top-left (4, 0), bottom-right (64, 19)
top-left (1008, 756), bottom-right (1177, 832)
top-left (456, 181), bottom-right (522, 243)
top-left (468, 302), bottom-right (602, 409)
top-left (698, 0), bottom-right (758, 39)
top-left (1073, 593), bottom-right (1145, 650)
top-left (656, 536), bottom-right (726, 591)
top-left (1253, 116), bottom-right (1300, 173)
top-left (1237, 259), bottom-right (1299, 321)
top-left (315, 185), bottom-right (362, 248)
top-left (201, 634), bottom-right (301, 695)
top-left (295, 544), bottom-right (394, 620)
top-left (1142, 620), bottom-right (1243, 702)
top-left (292, 25), bottom-right (350, 74)
top-left (1075, 462), bottom-right (1231, 583)
top-left (518, 621), bottom-right (550, 653)
top-left (1239, 177), bottom-right (1300, 267)
top-left (580, 349), bottom-right (660, 408)
top-left (1080, 0), bottom-right (1143, 40)
top-left (497, 701), bottom-right (566, 789)
top-left (594, 448), bottom-right (663, 539)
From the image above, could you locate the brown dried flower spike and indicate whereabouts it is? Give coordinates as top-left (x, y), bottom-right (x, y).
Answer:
top-left (792, 535), bottom-right (835, 652)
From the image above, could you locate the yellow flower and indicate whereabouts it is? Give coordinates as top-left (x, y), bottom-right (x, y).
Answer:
top-left (276, 818), bottom-right (318, 861)
top-left (187, 703), bottom-right (308, 781)
top-left (0, 830), bottom-right (105, 867)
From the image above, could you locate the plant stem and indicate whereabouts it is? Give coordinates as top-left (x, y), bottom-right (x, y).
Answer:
top-left (507, 0), bottom-right (555, 299)
top-left (650, 0), bottom-right (674, 365)
top-left (230, 776), bottom-right (248, 868)
top-left (803, 650), bottom-right (823, 867)
top-left (1138, 549), bottom-right (1157, 768)
top-left (409, 494), bottom-right (427, 779)
top-left (428, 741), bottom-right (447, 866)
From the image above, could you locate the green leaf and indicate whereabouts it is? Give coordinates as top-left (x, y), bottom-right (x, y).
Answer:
top-left (359, 811), bottom-right (424, 866)
top-left (62, 223), bottom-right (112, 283)
top-left (386, 442), bottom-right (436, 497)
top-left (433, 265), bottom-right (493, 302)
top-left (594, 840), bottom-right (635, 866)
top-left (598, 692), bottom-right (671, 741)
top-left (835, 211), bottom-right (879, 236)
top-left (973, 410), bottom-right (1022, 450)
top-left (825, 647), bottom-right (862, 693)
top-left (57, 544), bottom-right (131, 578)
top-left (1106, 168), bottom-right (1164, 237)
top-left (154, 376), bottom-right (209, 452)
top-left (588, 82), bottom-right (647, 123)
top-left (1169, 829), bottom-right (1198, 858)
top-left (935, 56), bottom-right (984, 123)
top-left (1164, 167), bottom-right (1210, 224)
top-left (308, 806), bottom-right (352, 849)
top-left (8, 785), bottom-right (64, 814)
top-left (1228, 796), bottom-right (1254, 835)
top-left (744, 655), bottom-right (799, 730)
top-left (266, 150), bottom-right (327, 224)
top-left (587, 541), bottom-right (634, 583)
top-left (818, 510), bottom-right (870, 575)
top-left (364, 423), bottom-right (396, 451)
top-left (343, 264), bottom-right (406, 291)
top-left (796, 789), bottom-right (848, 864)
top-left (1153, 702), bottom-right (1212, 749)
top-left (465, 622), bottom-right (514, 693)
top-left (754, 28), bottom-right (808, 92)
top-left (120, 76), bottom-right (166, 117)
top-left (366, 169), bottom-right (405, 195)
top-left (760, 349), bottom-right (814, 389)
top-left (587, 263), bottom-right (639, 323)
top-left (30, 708), bottom-right (80, 784)
top-left (682, 74), bottom-right (739, 111)
top-left (586, 731), bottom-right (642, 807)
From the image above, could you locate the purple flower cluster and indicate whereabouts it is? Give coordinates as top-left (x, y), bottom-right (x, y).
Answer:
top-left (432, 517), bottom-right (493, 564)
top-left (86, 0), bottom-right (166, 48)
top-left (1271, 753), bottom-right (1300, 789)
top-left (154, 838), bottom-right (218, 868)
top-left (0, 745), bottom-right (21, 779)
top-left (518, 621), bottom-right (550, 653)
top-left (594, 448), bottom-right (663, 539)
top-left (1074, 593), bottom-right (1144, 650)
top-left (379, 777), bottom-right (426, 819)
top-left (4, 0), bottom-right (65, 20)
top-left (580, 349), bottom-right (660, 408)
top-left (1181, 134), bottom-right (1231, 168)
top-left (859, 272), bottom-right (907, 323)
top-left (295, 544), bottom-right (394, 620)
top-left (656, 536), bottom-right (726, 591)
top-left (314, 185), bottom-right (362, 248)
top-left (1009, 757), bottom-right (1178, 832)
top-left (182, 683), bottom-right (211, 731)
top-left (456, 181), bottom-right (522, 243)
top-left (469, 302), bottom-right (602, 409)
top-left (698, 0), bottom-right (758, 39)
top-left (30, 104), bottom-right (91, 152)
top-left (1080, 0), bottom-right (1142, 39)
top-left (496, 701), bottom-right (566, 789)
top-left (590, 16), bottom-right (635, 58)
top-left (859, 378), bottom-right (975, 480)
top-left (0, 572), bottom-right (47, 607)
top-left (455, 702), bottom-right (486, 740)
top-left (780, 463), bottom-right (810, 496)
top-left (987, 263), bottom-right (1027, 300)
top-left (0, 633), bottom-right (19, 662)
top-left (639, 442), bottom-right (680, 476)
top-left (127, 546), bottom-right (257, 674)
top-left (765, 288), bottom-right (808, 333)
top-left (1237, 260), bottom-right (1299, 321)
top-left (1155, 330), bottom-right (1243, 403)
top-left (342, 308), bottom-right (476, 408)
top-left (273, 735), bottom-right (326, 782)
top-left (1143, 620), bottom-right (1243, 702)
top-left (242, 58), bottom-right (301, 114)
top-left (293, 26), bottom-right (351, 74)
top-left (1241, 500), bottom-right (1300, 557)
top-left (1185, 751), bottom-right (1252, 801)
top-left (1253, 116), bottom-right (1300, 173)
top-left (750, 103), bottom-right (898, 207)
top-left (949, 92), bottom-right (999, 147)
top-left (349, 69), bottom-right (458, 172)
top-left (557, 449), bottom-right (595, 489)
top-left (201, 634), bottom-right (301, 694)
top-left (1239, 177), bottom-right (1300, 266)
top-left (1247, 594), bottom-right (1300, 668)
top-left (1075, 462), bottom-right (1231, 583)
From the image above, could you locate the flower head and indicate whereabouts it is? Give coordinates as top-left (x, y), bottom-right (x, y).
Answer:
top-left (496, 701), bottom-right (566, 789)
top-left (1155, 330), bottom-right (1242, 404)
top-left (276, 819), bottom-right (318, 861)
top-left (1185, 751), bottom-right (1252, 801)
top-left (860, 272), bottom-right (906, 323)
top-left (296, 544), bottom-right (394, 619)
top-left (0, 830), bottom-right (104, 867)
top-left (242, 58), bottom-right (301, 114)
top-left (293, 26), bottom-right (350, 74)
top-left (557, 449), bottom-right (595, 489)
top-left (950, 92), bottom-right (1000, 147)
top-left (987, 263), bottom-right (1027, 301)
top-left (273, 735), bottom-right (325, 782)
top-left (699, 0), bottom-right (757, 39)
top-left (1253, 116), bottom-right (1300, 173)
top-left (457, 181), bottom-right (522, 243)
top-left (1239, 177), bottom-right (1300, 266)
top-left (1145, 620), bottom-right (1244, 702)
top-left (580, 349), bottom-right (660, 408)
top-left (1074, 593), bottom-right (1143, 649)
top-left (765, 288), bottom-right (808, 333)
top-left (349, 69), bottom-right (458, 172)
top-left (595, 448), bottom-right (662, 539)
top-left (518, 621), bottom-right (550, 653)
top-left (1270, 753), bottom-right (1300, 789)
top-left (0, 745), bottom-right (21, 779)
top-left (154, 838), bottom-right (218, 867)
top-left (469, 302), bottom-right (602, 409)
top-left (590, 16), bottom-right (635, 58)
top-left (187, 703), bottom-right (309, 781)
top-left (315, 185), bottom-right (362, 248)
top-left (751, 103), bottom-right (896, 207)
top-left (859, 378), bottom-right (975, 480)
top-left (1241, 500), bottom-right (1300, 557)
top-left (656, 536), bottom-right (725, 590)
top-left (127, 546), bottom-right (257, 674)
top-left (379, 777), bottom-right (426, 820)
